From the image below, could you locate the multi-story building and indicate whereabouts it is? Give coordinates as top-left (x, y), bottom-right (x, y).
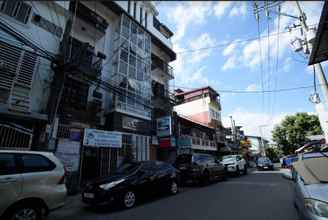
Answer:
top-left (0, 1), bottom-right (176, 185)
top-left (45, 1), bottom-right (176, 182)
top-left (0, 1), bottom-right (69, 150)
top-left (245, 135), bottom-right (269, 159)
top-left (174, 86), bottom-right (225, 152)
top-left (177, 114), bottom-right (217, 156)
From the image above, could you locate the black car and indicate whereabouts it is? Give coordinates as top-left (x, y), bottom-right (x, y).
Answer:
top-left (174, 153), bottom-right (227, 185)
top-left (257, 157), bottom-right (274, 170)
top-left (82, 161), bottom-right (180, 208)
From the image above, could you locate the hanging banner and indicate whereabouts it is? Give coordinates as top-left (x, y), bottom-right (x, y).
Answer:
top-left (55, 139), bottom-right (81, 172)
top-left (83, 128), bottom-right (122, 148)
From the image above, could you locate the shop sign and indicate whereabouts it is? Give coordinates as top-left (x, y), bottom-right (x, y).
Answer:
top-left (159, 138), bottom-right (170, 148)
top-left (122, 116), bottom-right (142, 131)
top-left (83, 128), bottom-right (122, 148)
top-left (157, 116), bottom-right (172, 137)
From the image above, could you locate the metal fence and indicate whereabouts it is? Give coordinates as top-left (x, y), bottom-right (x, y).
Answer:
top-left (0, 123), bottom-right (33, 150)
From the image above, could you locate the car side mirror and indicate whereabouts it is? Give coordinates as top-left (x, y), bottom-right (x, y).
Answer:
top-left (281, 170), bottom-right (293, 181)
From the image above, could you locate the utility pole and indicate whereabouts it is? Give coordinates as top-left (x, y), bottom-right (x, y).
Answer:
top-left (47, 16), bottom-right (73, 151)
top-left (254, 1), bottom-right (328, 141)
top-left (295, 1), bottom-right (328, 104)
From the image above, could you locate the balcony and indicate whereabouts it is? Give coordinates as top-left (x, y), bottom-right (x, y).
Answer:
top-left (179, 135), bottom-right (217, 151)
top-left (69, 1), bottom-right (108, 34)
top-left (66, 37), bottom-right (104, 79)
top-left (151, 54), bottom-right (174, 79)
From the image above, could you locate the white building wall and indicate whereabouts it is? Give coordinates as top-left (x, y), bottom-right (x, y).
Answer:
top-left (174, 97), bottom-right (210, 116)
top-left (0, 1), bottom-right (69, 114)
top-left (114, 1), bottom-right (173, 49)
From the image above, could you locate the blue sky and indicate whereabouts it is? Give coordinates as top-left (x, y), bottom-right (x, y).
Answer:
top-left (156, 1), bottom-right (327, 140)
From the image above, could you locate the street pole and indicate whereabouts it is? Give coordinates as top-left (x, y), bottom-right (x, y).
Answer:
top-left (229, 115), bottom-right (235, 143)
top-left (295, 1), bottom-right (328, 141)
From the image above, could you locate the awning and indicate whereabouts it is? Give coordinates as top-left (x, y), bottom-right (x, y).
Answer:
top-left (308, 1), bottom-right (328, 65)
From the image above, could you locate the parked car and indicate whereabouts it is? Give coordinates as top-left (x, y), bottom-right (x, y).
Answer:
top-left (221, 155), bottom-right (247, 176)
top-left (0, 150), bottom-right (67, 220)
top-left (174, 153), bottom-right (227, 185)
top-left (82, 160), bottom-right (179, 209)
top-left (257, 157), bottom-right (274, 170)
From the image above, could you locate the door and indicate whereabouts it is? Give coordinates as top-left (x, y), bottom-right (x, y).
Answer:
top-left (136, 162), bottom-right (157, 195)
top-left (17, 154), bottom-right (57, 202)
top-left (0, 153), bottom-right (22, 216)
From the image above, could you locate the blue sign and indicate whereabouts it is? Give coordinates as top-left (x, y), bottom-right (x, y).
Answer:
top-left (157, 116), bottom-right (172, 137)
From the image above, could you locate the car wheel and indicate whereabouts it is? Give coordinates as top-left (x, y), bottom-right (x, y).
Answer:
top-left (169, 180), bottom-right (179, 195)
top-left (201, 171), bottom-right (210, 186)
top-left (8, 205), bottom-right (42, 220)
top-left (243, 165), bottom-right (247, 175)
top-left (235, 167), bottom-right (240, 176)
top-left (123, 191), bottom-right (136, 208)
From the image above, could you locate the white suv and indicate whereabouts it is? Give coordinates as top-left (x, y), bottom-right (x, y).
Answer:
top-left (221, 155), bottom-right (247, 175)
top-left (0, 150), bottom-right (67, 220)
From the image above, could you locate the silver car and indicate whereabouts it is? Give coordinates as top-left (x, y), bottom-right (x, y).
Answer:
top-left (285, 152), bottom-right (328, 220)
top-left (294, 172), bottom-right (328, 220)
top-left (0, 150), bottom-right (67, 220)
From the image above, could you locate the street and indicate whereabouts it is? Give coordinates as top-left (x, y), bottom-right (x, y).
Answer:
top-left (49, 169), bottom-right (299, 220)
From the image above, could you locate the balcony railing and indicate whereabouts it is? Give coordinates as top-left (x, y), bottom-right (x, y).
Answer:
top-left (180, 135), bottom-right (217, 151)
top-left (70, 1), bottom-right (108, 34)
top-left (151, 55), bottom-right (174, 79)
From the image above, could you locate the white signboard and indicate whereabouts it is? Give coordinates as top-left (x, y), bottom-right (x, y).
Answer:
top-left (157, 116), bottom-right (172, 137)
top-left (83, 128), bottom-right (122, 148)
top-left (55, 139), bottom-right (80, 172)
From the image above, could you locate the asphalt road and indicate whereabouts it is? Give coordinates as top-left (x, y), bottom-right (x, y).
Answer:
top-left (49, 170), bottom-right (299, 220)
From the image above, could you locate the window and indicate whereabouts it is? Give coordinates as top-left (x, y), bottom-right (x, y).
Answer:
top-left (140, 7), bottom-right (143, 24)
top-left (21, 154), bottom-right (55, 173)
top-left (145, 11), bottom-right (148, 28)
top-left (0, 1), bottom-right (31, 24)
top-left (0, 154), bottom-right (17, 175)
top-left (133, 2), bottom-right (137, 19)
top-left (127, 1), bottom-right (130, 14)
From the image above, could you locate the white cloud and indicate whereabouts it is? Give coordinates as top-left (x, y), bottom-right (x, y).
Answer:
top-left (223, 42), bottom-right (237, 56)
top-left (222, 1), bottom-right (324, 72)
top-left (245, 84), bottom-right (258, 92)
top-left (222, 56), bottom-right (237, 71)
top-left (222, 108), bottom-right (290, 141)
top-left (229, 2), bottom-right (247, 17)
top-left (189, 33), bottom-right (217, 63)
top-left (168, 2), bottom-right (213, 42)
top-left (213, 1), bottom-right (232, 18)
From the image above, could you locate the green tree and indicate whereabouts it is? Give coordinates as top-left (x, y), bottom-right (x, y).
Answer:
top-left (272, 113), bottom-right (322, 155)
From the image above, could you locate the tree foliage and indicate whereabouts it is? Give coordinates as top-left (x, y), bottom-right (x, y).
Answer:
top-left (272, 113), bottom-right (322, 155)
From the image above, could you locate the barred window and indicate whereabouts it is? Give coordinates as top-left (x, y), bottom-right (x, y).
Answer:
top-left (0, 1), bottom-right (31, 24)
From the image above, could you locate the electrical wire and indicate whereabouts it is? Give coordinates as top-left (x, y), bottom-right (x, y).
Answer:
top-left (271, 4), bottom-right (281, 123)
top-left (255, 3), bottom-right (265, 115)
top-left (170, 84), bottom-right (320, 94)
top-left (175, 23), bottom-right (318, 55)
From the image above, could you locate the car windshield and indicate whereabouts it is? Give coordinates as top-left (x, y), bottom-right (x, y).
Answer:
top-left (258, 157), bottom-right (271, 163)
top-left (176, 154), bottom-right (192, 164)
top-left (115, 162), bottom-right (141, 175)
top-left (222, 155), bottom-right (235, 160)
